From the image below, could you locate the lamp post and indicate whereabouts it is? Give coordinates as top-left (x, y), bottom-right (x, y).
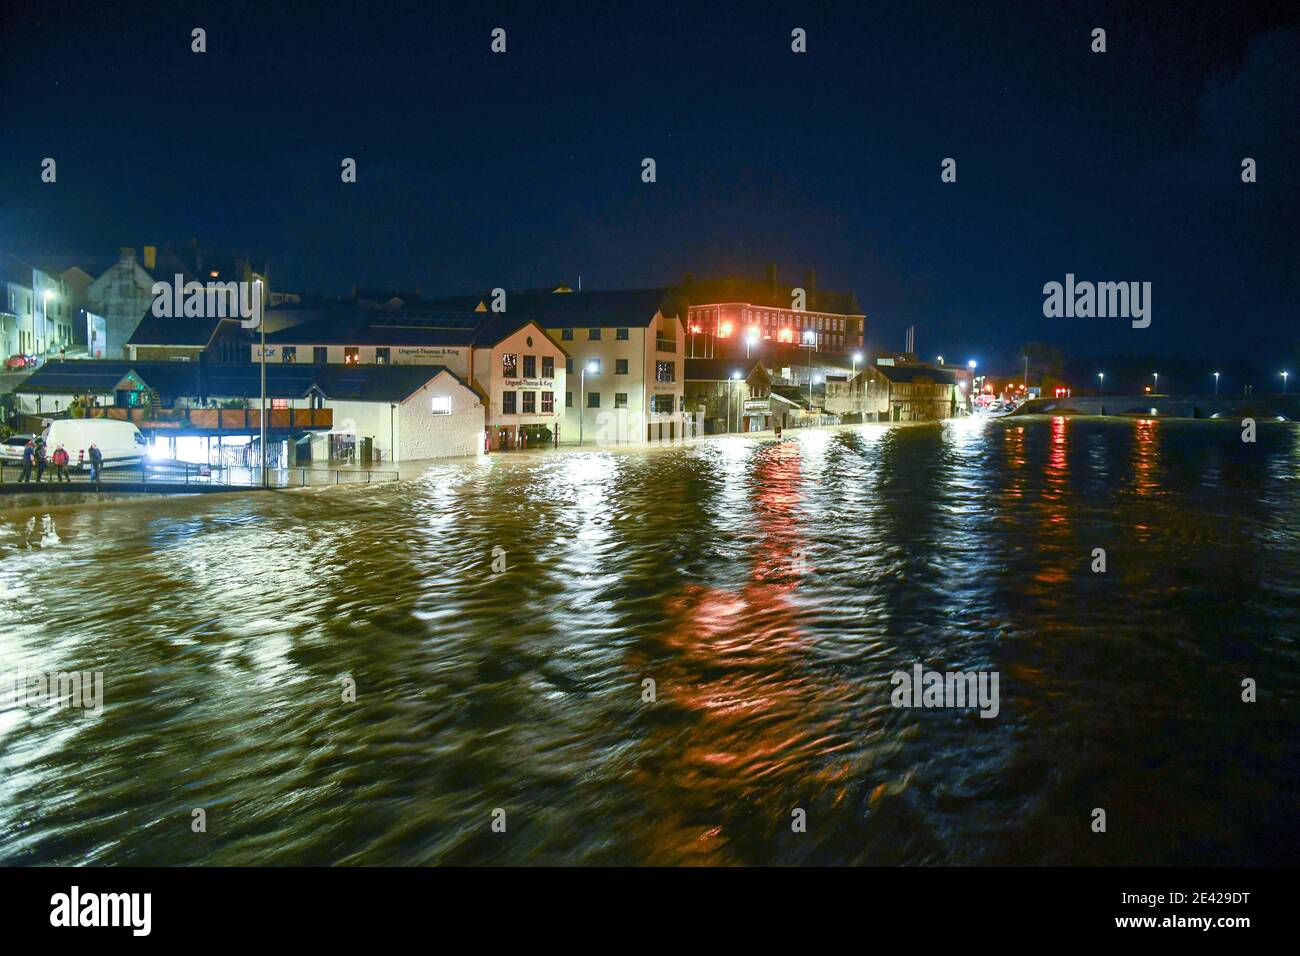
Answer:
top-left (746, 328), bottom-right (758, 359)
top-left (967, 360), bottom-right (977, 412)
top-left (730, 371), bottom-right (741, 433)
top-left (1214, 371), bottom-right (1220, 395)
top-left (1283, 371), bottom-right (1290, 395)
top-left (579, 360), bottom-right (598, 445)
top-left (1153, 372), bottom-right (1159, 395)
top-left (1097, 372), bottom-right (1104, 394)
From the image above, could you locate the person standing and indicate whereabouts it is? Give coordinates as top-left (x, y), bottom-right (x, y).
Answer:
top-left (33, 441), bottom-right (47, 483)
top-left (19, 440), bottom-right (34, 482)
top-left (88, 443), bottom-right (103, 483)
top-left (52, 444), bottom-right (70, 482)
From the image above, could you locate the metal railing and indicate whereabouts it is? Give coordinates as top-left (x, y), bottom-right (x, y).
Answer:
top-left (0, 457), bottom-right (401, 491)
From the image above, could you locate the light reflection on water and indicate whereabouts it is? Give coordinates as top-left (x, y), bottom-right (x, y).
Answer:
top-left (0, 418), bottom-right (1298, 865)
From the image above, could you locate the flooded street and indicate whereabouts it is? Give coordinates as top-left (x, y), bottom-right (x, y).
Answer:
top-left (1, 418), bottom-right (1298, 865)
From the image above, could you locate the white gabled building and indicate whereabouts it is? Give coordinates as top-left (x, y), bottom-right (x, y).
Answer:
top-left (253, 301), bottom-right (570, 450)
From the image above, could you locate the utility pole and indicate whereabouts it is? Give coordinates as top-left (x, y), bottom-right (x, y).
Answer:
top-left (257, 278), bottom-right (267, 486)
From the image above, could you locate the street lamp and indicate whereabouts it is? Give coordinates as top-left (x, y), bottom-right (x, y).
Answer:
top-left (852, 351), bottom-right (862, 377)
top-left (1214, 371), bottom-right (1220, 395)
top-left (1097, 372), bottom-right (1104, 394)
top-left (745, 327), bottom-right (758, 359)
top-left (1283, 371), bottom-right (1290, 394)
top-left (1153, 372), bottom-right (1159, 394)
top-left (937, 355), bottom-right (944, 366)
top-left (579, 360), bottom-right (599, 445)
top-left (730, 370), bottom-right (742, 433)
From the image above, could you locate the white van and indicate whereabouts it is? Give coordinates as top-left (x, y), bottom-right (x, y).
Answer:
top-left (41, 419), bottom-right (147, 470)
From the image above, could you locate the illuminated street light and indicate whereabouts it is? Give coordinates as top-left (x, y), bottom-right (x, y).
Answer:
top-left (1214, 371), bottom-right (1220, 395)
top-left (1098, 372), bottom-right (1104, 394)
top-left (1283, 371), bottom-right (1290, 395)
top-left (745, 327), bottom-right (759, 359)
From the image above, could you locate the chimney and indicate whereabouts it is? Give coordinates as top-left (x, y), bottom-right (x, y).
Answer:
top-left (765, 263), bottom-right (777, 293)
top-left (118, 247), bottom-right (136, 263)
top-left (804, 269), bottom-right (816, 298)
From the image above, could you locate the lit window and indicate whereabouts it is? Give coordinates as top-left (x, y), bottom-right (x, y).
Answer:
top-left (502, 353), bottom-right (518, 377)
top-left (344, 347), bottom-right (360, 365)
top-left (431, 395), bottom-right (452, 415)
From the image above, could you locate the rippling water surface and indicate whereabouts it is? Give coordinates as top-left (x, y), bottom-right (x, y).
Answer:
top-left (1, 418), bottom-right (1297, 865)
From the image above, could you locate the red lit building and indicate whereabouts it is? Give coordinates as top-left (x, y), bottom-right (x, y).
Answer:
top-left (677, 267), bottom-right (865, 361)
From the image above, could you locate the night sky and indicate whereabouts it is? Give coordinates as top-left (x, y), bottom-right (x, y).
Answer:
top-left (3, 0), bottom-right (1297, 369)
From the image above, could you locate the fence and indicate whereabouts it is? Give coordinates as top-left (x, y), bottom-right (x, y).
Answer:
top-left (0, 456), bottom-right (400, 491)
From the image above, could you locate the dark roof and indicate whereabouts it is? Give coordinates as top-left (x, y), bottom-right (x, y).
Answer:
top-left (126, 310), bottom-right (242, 347)
top-left (15, 359), bottom-right (470, 404)
top-left (314, 365), bottom-right (467, 403)
top-left (0, 252), bottom-right (35, 287)
top-left (770, 384), bottom-right (814, 409)
top-left (420, 288), bottom-right (679, 328)
top-left (684, 358), bottom-right (767, 382)
top-left (677, 277), bottom-right (861, 316)
top-left (872, 364), bottom-right (957, 385)
top-left (263, 303), bottom-right (556, 350)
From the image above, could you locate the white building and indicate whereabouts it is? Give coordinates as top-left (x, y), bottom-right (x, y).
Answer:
top-left (253, 303), bottom-right (570, 450)
top-left (0, 253), bottom-right (73, 359)
top-left (86, 248), bottom-right (158, 360)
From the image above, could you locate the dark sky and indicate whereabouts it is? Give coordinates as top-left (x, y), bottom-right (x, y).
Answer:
top-left (3, 0), bottom-right (1296, 369)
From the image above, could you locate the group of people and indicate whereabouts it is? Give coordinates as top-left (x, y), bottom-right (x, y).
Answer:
top-left (17, 439), bottom-right (101, 483)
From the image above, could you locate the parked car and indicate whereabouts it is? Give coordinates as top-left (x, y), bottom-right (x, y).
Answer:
top-left (4, 354), bottom-right (37, 371)
top-left (40, 419), bottom-right (147, 469)
top-left (0, 433), bottom-right (39, 461)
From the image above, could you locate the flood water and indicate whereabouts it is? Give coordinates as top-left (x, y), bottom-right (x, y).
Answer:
top-left (1, 417), bottom-right (1297, 865)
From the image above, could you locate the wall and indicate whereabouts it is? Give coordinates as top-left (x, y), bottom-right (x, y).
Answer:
top-left (88, 251), bottom-right (156, 359)
top-left (546, 310), bottom-right (684, 444)
top-left (397, 374), bottom-right (484, 460)
top-left (253, 343), bottom-right (471, 376)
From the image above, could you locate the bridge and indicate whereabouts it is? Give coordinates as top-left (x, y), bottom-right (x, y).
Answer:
top-left (1012, 394), bottom-right (1300, 420)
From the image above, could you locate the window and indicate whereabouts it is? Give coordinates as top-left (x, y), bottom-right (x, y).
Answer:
top-left (655, 361), bottom-right (675, 383)
top-left (616, 328), bottom-right (629, 340)
top-left (502, 353), bottom-right (518, 377)
top-left (561, 328), bottom-right (573, 340)
top-left (344, 347), bottom-right (360, 365)
top-left (616, 359), bottom-right (629, 375)
top-left (587, 392), bottom-right (601, 408)
top-left (376, 347), bottom-right (390, 365)
top-left (314, 346), bottom-right (327, 364)
top-left (282, 346), bottom-right (297, 364)
top-left (565, 391), bottom-right (573, 407)
top-left (588, 328), bottom-right (601, 340)
top-left (522, 391), bottom-right (536, 413)
top-left (523, 355), bottom-right (536, 378)
top-left (565, 357), bottom-right (573, 374)
top-left (542, 356), bottom-right (554, 378)
top-left (431, 395), bottom-right (452, 415)
top-left (542, 391), bottom-right (555, 413)
top-left (652, 394), bottom-right (675, 414)
top-left (502, 391), bottom-right (517, 414)
top-left (615, 393), bottom-right (628, 408)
